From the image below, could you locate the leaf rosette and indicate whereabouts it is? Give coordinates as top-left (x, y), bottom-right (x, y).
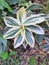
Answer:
top-left (3, 7), bottom-right (46, 48)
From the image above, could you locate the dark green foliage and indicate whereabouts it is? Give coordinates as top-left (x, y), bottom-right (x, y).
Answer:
top-left (0, 34), bottom-right (7, 53)
top-left (45, 0), bottom-right (49, 13)
top-left (6, 0), bottom-right (27, 6)
top-left (9, 51), bottom-right (16, 56)
top-left (0, 56), bottom-right (20, 65)
top-left (35, 34), bottom-right (44, 44)
top-left (28, 57), bottom-right (37, 65)
top-left (26, 3), bottom-right (44, 11)
top-left (0, 51), bottom-right (8, 60)
top-left (0, 0), bottom-right (12, 13)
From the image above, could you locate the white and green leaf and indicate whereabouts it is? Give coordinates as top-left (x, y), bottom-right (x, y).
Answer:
top-left (14, 32), bottom-right (25, 48)
top-left (25, 13), bottom-right (46, 20)
top-left (25, 29), bottom-right (35, 48)
top-left (17, 7), bottom-right (26, 24)
top-left (4, 27), bottom-right (21, 39)
top-left (24, 16), bottom-right (45, 26)
top-left (3, 17), bottom-right (20, 27)
top-left (26, 25), bottom-right (44, 35)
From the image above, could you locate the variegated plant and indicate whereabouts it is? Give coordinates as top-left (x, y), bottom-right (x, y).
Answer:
top-left (3, 7), bottom-right (46, 48)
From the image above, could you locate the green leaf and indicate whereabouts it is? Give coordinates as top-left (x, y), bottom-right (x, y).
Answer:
top-left (6, 0), bottom-right (27, 5)
top-left (0, 43), bottom-right (2, 53)
top-left (9, 51), bottom-right (16, 56)
top-left (46, 0), bottom-right (49, 13)
top-left (0, 34), bottom-right (7, 46)
top-left (6, 0), bottom-right (19, 5)
top-left (0, 0), bottom-right (12, 13)
top-left (35, 34), bottom-right (44, 44)
top-left (0, 51), bottom-right (8, 60)
top-left (0, 4), bottom-right (3, 10)
top-left (0, 34), bottom-right (3, 38)
top-left (26, 3), bottom-right (44, 11)
top-left (16, 60), bottom-right (19, 65)
top-left (1, 38), bottom-right (7, 47)
top-left (0, 34), bottom-right (7, 53)
top-left (28, 57), bottom-right (37, 65)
